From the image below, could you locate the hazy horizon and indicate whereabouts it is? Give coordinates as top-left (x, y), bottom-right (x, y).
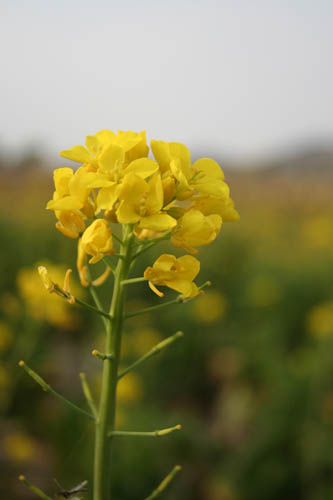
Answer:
top-left (2, 0), bottom-right (333, 162)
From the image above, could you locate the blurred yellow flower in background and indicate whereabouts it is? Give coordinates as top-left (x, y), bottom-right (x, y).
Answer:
top-left (0, 293), bottom-right (20, 317)
top-left (306, 301), bottom-right (333, 338)
top-left (193, 291), bottom-right (227, 324)
top-left (125, 327), bottom-right (163, 357)
top-left (301, 214), bottom-right (333, 250)
top-left (246, 276), bottom-right (282, 308)
top-left (117, 372), bottom-right (143, 405)
top-left (2, 432), bottom-right (39, 463)
top-left (0, 364), bottom-right (12, 410)
top-left (0, 322), bottom-right (13, 352)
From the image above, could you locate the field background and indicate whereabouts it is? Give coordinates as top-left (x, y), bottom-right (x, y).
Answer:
top-left (0, 150), bottom-right (332, 500)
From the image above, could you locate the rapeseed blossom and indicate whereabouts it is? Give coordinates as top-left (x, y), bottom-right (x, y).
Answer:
top-left (144, 254), bottom-right (200, 297)
top-left (46, 129), bottom-right (238, 296)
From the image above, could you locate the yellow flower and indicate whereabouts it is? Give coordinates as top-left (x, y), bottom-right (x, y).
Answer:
top-left (116, 172), bottom-right (177, 231)
top-left (171, 209), bottom-right (222, 253)
top-left (60, 129), bottom-right (149, 171)
top-left (80, 219), bottom-right (114, 264)
top-left (55, 210), bottom-right (86, 239)
top-left (17, 264), bottom-right (80, 327)
top-left (151, 140), bottom-right (191, 174)
top-left (38, 266), bottom-right (75, 304)
top-left (144, 254), bottom-right (200, 297)
top-left (151, 140), bottom-right (230, 200)
top-left (38, 266), bottom-right (54, 292)
top-left (190, 195), bottom-right (240, 222)
top-left (46, 167), bottom-right (99, 215)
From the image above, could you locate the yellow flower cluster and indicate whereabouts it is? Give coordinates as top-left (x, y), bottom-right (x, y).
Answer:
top-left (47, 130), bottom-right (238, 296)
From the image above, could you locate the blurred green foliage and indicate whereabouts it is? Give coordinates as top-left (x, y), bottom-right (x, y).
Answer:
top-left (0, 165), bottom-right (333, 500)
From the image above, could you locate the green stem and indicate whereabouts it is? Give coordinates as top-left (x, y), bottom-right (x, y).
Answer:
top-left (125, 297), bottom-right (184, 319)
top-left (112, 232), bottom-right (124, 245)
top-left (121, 276), bottom-right (147, 286)
top-left (143, 465), bottom-right (182, 500)
top-left (132, 234), bottom-right (171, 260)
top-left (118, 331), bottom-right (184, 380)
top-left (93, 225), bottom-right (135, 500)
top-left (109, 424), bottom-right (181, 438)
top-left (103, 257), bottom-right (116, 274)
top-left (125, 280), bottom-right (212, 319)
top-left (19, 361), bottom-right (95, 421)
top-left (75, 296), bottom-right (112, 321)
top-left (18, 475), bottom-right (53, 500)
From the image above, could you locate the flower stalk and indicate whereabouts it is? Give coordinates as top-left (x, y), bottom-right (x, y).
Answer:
top-left (93, 224), bottom-right (135, 500)
top-left (21, 128), bottom-right (239, 500)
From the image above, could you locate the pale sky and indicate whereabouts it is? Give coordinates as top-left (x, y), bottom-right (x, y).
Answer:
top-left (1, 0), bottom-right (333, 161)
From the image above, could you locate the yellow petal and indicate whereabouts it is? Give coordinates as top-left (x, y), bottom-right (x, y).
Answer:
top-left (38, 266), bottom-right (54, 292)
top-left (193, 158), bottom-right (224, 180)
top-left (95, 129), bottom-right (117, 146)
top-left (150, 140), bottom-right (171, 172)
top-left (60, 145), bottom-right (94, 163)
top-left (55, 211), bottom-right (85, 239)
top-left (151, 140), bottom-right (191, 176)
top-left (190, 195), bottom-right (239, 221)
top-left (192, 179), bottom-right (230, 198)
top-left (139, 213), bottom-right (177, 232)
top-left (53, 168), bottom-right (73, 197)
top-left (116, 130), bottom-right (142, 152)
top-left (118, 172), bottom-right (148, 203)
top-left (145, 174), bottom-right (163, 214)
top-left (85, 135), bottom-right (101, 156)
top-left (148, 281), bottom-right (164, 297)
top-left (116, 200), bottom-right (141, 224)
top-left (122, 130), bottom-right (149, 162)
top-left (177, 255), bottom-right (200, 281)
top-left (47, 196), bottom-right (83, 211)
top-left (166, 279), bottom-right (198, 297)
top-left (98, 143), bottom-right (125, 173)
top-left (124, 158), bottom-right (159, 179)
top-left (92, 267), bottom-right (112, 287)
top-left (96, 185), bottom-right (119, 212)
top-left (168, 142), bottom-right (191, 177)
top-left (171, 210), bottom-right (222, 250)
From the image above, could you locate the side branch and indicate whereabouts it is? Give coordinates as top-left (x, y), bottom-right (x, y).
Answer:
top-left (143, 465), bottom-right (182, 500)
top-left (79, 372), bottom-right (98, 418)
top-left (18, 475), bottom-right (53, 500)
top-left (121, 277), bottom-right (147, 286)
top-left (75, 297), bottom-right (113, 321)
top-left (109, 424), bottom-right (182, 438)
top-left (124, 281), bottom-right (211, 320)
top-left (19, 361), bottom-right (95, 421)
top-left (125, 297), bottom-right (183, 319)
top-left (132, 234), bottom-right (171, 260)
top-left (118, 331), bottom-right (183, 380)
